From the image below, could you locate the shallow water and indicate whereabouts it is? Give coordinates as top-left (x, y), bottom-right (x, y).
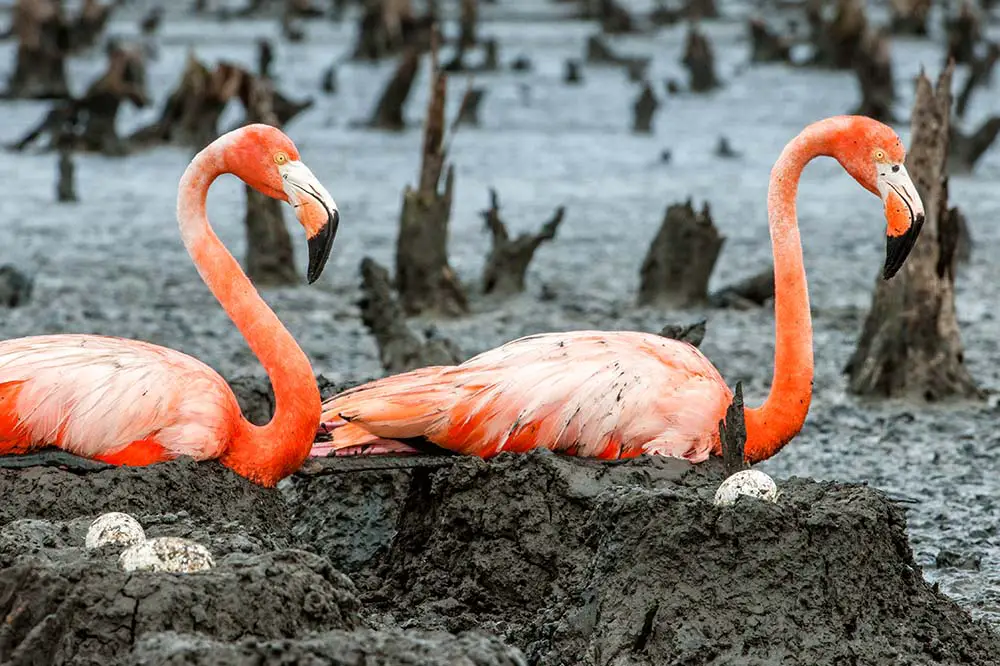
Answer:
top-left (1, 0), bottom-right (1000, 628)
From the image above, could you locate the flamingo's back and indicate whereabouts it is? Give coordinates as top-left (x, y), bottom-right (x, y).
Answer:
top-left (315, 330), bottom-right (733, 461)
top-left (0, 334), bottom-right (239, 463)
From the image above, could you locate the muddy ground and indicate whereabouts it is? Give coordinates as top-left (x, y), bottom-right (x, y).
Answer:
top-left (2, 451), bottom-right (999, 665)
top-left (1, 0), bottom-right (1000, 662)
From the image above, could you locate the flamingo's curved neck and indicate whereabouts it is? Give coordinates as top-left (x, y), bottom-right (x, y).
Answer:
top-left (176, 142), bottom-right (320, 485)
top-left (743, 123), bottom-right (834, 463)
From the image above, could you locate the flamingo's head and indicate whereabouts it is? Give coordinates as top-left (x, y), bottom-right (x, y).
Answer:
top-left (225, 124), bottom-right (339, 284)
top-left (831, 117), bottom-right (925, 280)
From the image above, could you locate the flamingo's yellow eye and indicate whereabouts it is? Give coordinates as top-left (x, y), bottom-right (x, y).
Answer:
top-left (274, 152), bottom-right (288, 165)
top-left (874, 149), bottom-right (886, 162)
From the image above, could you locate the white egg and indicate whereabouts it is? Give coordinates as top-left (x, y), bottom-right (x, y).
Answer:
top-left (85, 512), bottom-right (146, 550)
top-left (119, 537), bottom-right (215, 574)
top-left (713, 469), bottom-right (779, 507)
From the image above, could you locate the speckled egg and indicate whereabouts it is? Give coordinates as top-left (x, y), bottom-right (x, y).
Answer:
top-left (119, 536), bottom-right (215, 574)
top-left (713, 469), bottom-right (779, 507)
top-left (85, 512), bottom-right (146, 550)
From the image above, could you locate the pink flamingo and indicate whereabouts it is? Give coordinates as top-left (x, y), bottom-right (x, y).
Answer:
top-left (313, 116), bottom-right (924, 464)
top-left (0, 124), bottom-right (338, 487)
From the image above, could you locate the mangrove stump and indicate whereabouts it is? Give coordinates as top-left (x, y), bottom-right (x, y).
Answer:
top-left (948, 117), bottom-right (1000, 175)
top-left (632, 83), bottom-right (658, 134)
top-left (56, 149), bottom-right (76, 202)
top-left (682, 25), bottom-right (721, 92)
top-left (749, 18), bottom-right (791, 64)
top-left (0, 265), bottom-right (33, 308)
top-left (846, 64), bottom-right (982, 400)
top-left (658, 319), bottom-right (707, 347)
top-left (852, 29), bottom-right (895, 123)
top-left (481, 189), bottom-right (565, 297)
top-left (358, 257), bottom-right (463, 374)
top-left (395, 55), bottom-right (468, 317)
top-left (638, 199), bottom-right (724, 308)
top-left (242, 78), bottom-right (299, 287)
top-left (366, 47), bottom-right (420, 130)
top-left (709, 267), bottom-right (775, 309)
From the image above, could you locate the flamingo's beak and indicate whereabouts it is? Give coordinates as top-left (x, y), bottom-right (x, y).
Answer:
top-left (877, 163), bottom-right (925, 280)
top-left (280, 160), bottom-right (339, 284)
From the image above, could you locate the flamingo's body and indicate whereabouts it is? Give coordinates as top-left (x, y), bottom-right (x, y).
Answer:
top-left (315, 330), bottom-right (733, 461)
top-left (314, 115), bottom-right (925, 464)
top-left (0, 335), bottom-right (238, 466)
top-left (0, 124), bottom-right (340, 486)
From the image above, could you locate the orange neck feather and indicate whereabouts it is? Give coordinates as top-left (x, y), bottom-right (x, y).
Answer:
top-left (743, 119), bottom-right (844, 463)
top-left (176, 140), bottom-right (320, 486)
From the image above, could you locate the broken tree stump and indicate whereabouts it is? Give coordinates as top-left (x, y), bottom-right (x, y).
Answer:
top-left (395, 46), bottom-right (468, 317)
top-left (638, 199), bottom-right (724, 308)
top-left (945, 206), bottom-right (972, 264)
top-left (852, 28), bottom-right (894, 123)
top-left (321, 64), bottom-right (338, 94)
top-left (351, 0), bottom-right (429, 61)
top-left (480, 189), bottom-right (565, 297)
top-left (658, 319), bottom-right (706, 347)
top-left (719, 382), bottom-right (748, 476)
top-left (808, 0), bottom-right (868, 70)
top-left (127, 54), bottom-right (244, 150)
top-left (359, 257), bottom-right (463, 374)
top-left (682, 24), bottom-right (721, 92)
top-left (948, 117), bottom-right (1000, 174)
top-left (456, 88), bottom-right (485, 126)
top-left (0, 265), bottom-right (33, 308)
top-left (258, 38), bottom-right (274, 78)
top-left (4, 0), bottom-right (71, 99)
top-left (632, 82), bottom-right (658, 134)
top-left (599, 0), bottom-right (634, 34)
top-left (459, 0), bottom-right (478, 48)
top-left (709, 267), bottom-right (774, 309)
top-left (241, 77), bottom-right (300, 287)
top-left (749, 18), bottom-right (791, 64)
top-left (845, 64), bottom-right (982, 401)
top-left (9, 43), bottom-right (148, 155)
top-left (564, 59), bottom-right (583, 83)
top-left (956, 43), bottom-right (999, 119)
top-left (69, 0), bottom-right (116, 53)
top-left (889, 0), bottom-right (930, 35)
top-left (366, 47), bottom-right (420, 130)
top-left (56, 148), bottom-right (76, 202)
top-left (945, 1), bottom-right (981, 66)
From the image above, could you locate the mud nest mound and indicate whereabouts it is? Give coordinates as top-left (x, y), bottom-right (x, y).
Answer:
top-left (0, 451), bottom-right (996, 665)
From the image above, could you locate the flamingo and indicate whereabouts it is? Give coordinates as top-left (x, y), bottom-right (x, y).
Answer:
top-left (312, 116), bottom-right (924, 464)
top-left (0, 124), bottom-right (339, 487)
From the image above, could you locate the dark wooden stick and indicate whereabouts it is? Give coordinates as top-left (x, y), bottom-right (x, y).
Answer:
top-left (719, 382), bottom-right (748, 477)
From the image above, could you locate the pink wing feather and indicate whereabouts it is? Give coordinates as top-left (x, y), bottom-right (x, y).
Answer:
top-left (0, 334), bottom-right (239, 460)
top-left (315, 330), bottom-right (733, 461)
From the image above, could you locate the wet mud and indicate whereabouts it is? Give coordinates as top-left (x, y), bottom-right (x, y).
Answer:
top-left (0, 452), bottom-right (997, 665)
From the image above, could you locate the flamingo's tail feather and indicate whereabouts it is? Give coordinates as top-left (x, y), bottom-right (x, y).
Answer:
top-left (313, 368), bottom-right (455, 457)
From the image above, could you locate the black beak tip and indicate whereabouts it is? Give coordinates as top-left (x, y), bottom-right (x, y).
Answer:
top-left (306, 208), bottom-right (339, 284)
top-left (882, 212), bottom-right (924, 281)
